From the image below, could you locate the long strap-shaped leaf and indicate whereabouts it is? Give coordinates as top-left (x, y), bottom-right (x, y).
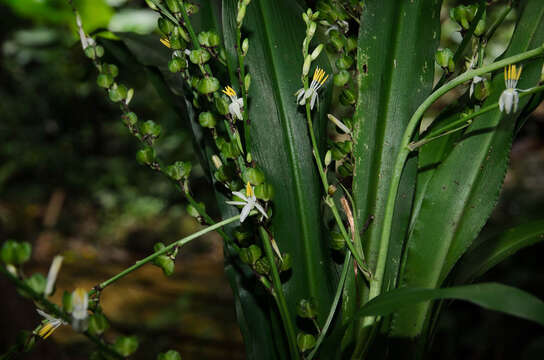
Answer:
top-left (351, 282), bottom-right (544, 327)
top-left (352, 0), bottom-right (442, 291)
top-left (221, 0), bottom-right (338, 356)
top-left (455, 219), bottom-right (544, 284)
top-left (394, 0), bottom-right (544, 337)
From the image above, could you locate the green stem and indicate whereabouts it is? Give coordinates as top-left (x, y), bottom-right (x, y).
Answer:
top-left (368, 45), bottom-right (544, 313)
top-left (91, 214), bottom-right (241, 294)
top-left (414, 84), bottom-right (544, 147)
top-left (258, 227), bottom-right (300, 360)
top-left (0, 266), bottom-right (122, 359)
top-left (236, 26), bottom-right (251, 154)
top-left (306, 251), bottom-right (352, 360)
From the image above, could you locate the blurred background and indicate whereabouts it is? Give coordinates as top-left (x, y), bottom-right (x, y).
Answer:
top-left (0, 0), bottom-right (543, 359)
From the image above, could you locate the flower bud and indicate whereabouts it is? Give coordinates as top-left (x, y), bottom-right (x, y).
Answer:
top-left (279, 253), bottom-right (292, 272)
top-left (84, 46), bottom-right (96, 59)
top-left (211, 155), bottom-right (223, 169)
top-left (187, 202), bottom-right (205, 218)
top-left (125, 88), bottom-right (134, 105)
top-left (339, 88), bottom-right (356, 106)
top-left (254, 258), bottom-right (270, 275)
top-left (336, 55), bottom-right (354, 70)
top-left (197, 77), bottom-right (220, 94)
top-left (95, 45), bottom-right (104, 58)
top-left (113, 336), bottom-right (139, 357)
top-left (215, 94), bottom-right (230, 115)
top-left (88, 313), bottom-right (109, 336)
top-left (473, 79), bottom-right (490, 101)
top-left (302, 12), bottom-right (309, 24)
top-left (329, 230), bottom-right (345, 250)
top-left (327, 184), bottom-right (337, 196)
top-left (23, 273), bottom-right (46, 295)
top-left (244, 73), bottom-right (251, 92)
top-left (307, 21), bottom-right (317, 38)
top-left (237, 5), bottom-right (247, 25)
top-left (165, 0), bottom-right (180, 13)
top-left (168, 34), bottom-right (185, 50)
top-left (324, 150), bottom-right (332, 167)
top-left (345, 37), bottom-right (357, 53)
top-left (302, 55), bottom-right (312, 77)
top-left (108, 84), bottom-right (128, 103)
top-left (242, 38), bottom-right (249, 55)
top-left (310, 44), bottom-right (324, 60)
top-left (155, 255), bottom-right (175, 276)
top-left (165, 161), bottom-right (192, 181)
top-left (97, 73), bottom-right (113, 89)
top-left (198, 111), bottom-right (217, 128)
top-left (247, 245), bottom-right (262, 265)
top-left (157, 350), bottom-right (182, 360)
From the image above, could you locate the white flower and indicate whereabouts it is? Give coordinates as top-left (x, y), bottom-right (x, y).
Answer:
top-left (35, 309), bottom-right (66, 339)
top-left (499, 64), bottom-right (522, 114)
top-left (295, 67), bottom-right (329, 110)
top-left (44, 255), bottom-right (63, 297)
top-left (76, 13), bottom-right (94, 50)
top-left (222, 86), bottom-right (244, 121)
top-left (71, 287), bottom-right (89, 332)
top-left (226, 182), bottom-right (268, 223)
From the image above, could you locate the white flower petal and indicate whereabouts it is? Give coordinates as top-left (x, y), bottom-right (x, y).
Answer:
top-left (231, 191), bottom-right (249, 202)
top-left (254, 203), bottom-right (268, 218)
top-left (499, 91), bottom-right (505, 112)
top-left (310, 92), bottom-right (318, 110)
top-left (240, 203), bottom-right (253, 223)
top-left (226, 201), bottom-right (247, 206)
top-left (45, 255), bottom-right (63, 297)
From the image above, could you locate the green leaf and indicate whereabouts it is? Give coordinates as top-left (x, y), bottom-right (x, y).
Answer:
top-left (352, 283), bottom-right (544, 327)
top-left (351, 0), bottom-right (442, 349)
top-left (455, 220), bottom-right (544, 284)
top-left (395, 0), bottom-right (544, 337)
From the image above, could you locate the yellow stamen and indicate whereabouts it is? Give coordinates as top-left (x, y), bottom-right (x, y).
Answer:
top-left (515, 65), bottom-right (523, 81)
top-left (504, 66), bottom-right (507, 81)
top-left (38, 323), bottom-right (56, 339)
top-left (245, 182), bottom-right (253, 197)
top-left (222, 86), bottom-right (237, 97)
top-left (160, 38), bottom-right (171, 49)
top-left (312, 67), bottom-right (328, 85)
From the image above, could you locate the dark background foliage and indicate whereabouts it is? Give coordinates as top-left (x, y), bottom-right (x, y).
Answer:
top-left (0, 0), bottom-right (543, 359)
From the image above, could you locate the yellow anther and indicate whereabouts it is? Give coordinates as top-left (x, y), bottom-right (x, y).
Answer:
top-left (222, 86), bottom-right (237, 97)
top-left (312, 67), bottom-right (328, 85)
top-left (515, 65), bottom-right (523, 80)
top-left (504, 66), bottom-right (507, 81)
top-left (321, 73), bottom-right (329, 85)
top-left (160, 38), bottom-right (171, 48)
top-left (245, 182), bottom-right (253, 197)
top-left (38, 323), bottom-right (55, 339)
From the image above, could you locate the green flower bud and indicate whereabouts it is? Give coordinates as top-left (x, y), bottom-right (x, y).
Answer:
top-left (108, 84), bottom-right (128, 103)
top-left (136, 147), bottom-right (156, 166)
top-left (105, 64), bottom-right (119, 78)
top-left (473, 78), bottom-right (490, 101)
top-left (88, 313), bottom-right (110, 336)
top-left (168, 34), bottom-right (185, 50)
top-left (63, 290), bottom-right (73, 313)
top-left (23, 273), bottom-right (46, 295)
top-left (307, 21), bottom-right (317, 38)
top-left (198, 111), bottom-right (217, 128)
top-left (215, 94), bottom-right (230, 115)
top-left (334, 70), bottom-right (351, 87)
top-left (297, 333), bottom-right (316, 352)
top-left (187, 202), bottom-right (205, 218)
top-left (244, 73), bottom-right (251, 92)
top-left (165, 161), bottom-right (192, 181)
top-left (184, 2), bottom-right (199, 15)
top-left (435, 48), bottom-right (455, 72)
top-left (197, 77), bottom-right (220, 94)
top-left (336, 55), bottom-right (354, 70)
top-left (243, 168), bottom-right (265, 186)
top-left (329, 230), bottom-right (345, 250)
top-left (165, 0), bottom-right (180, 13)
top-left (338, 163), bottom-right (353, 177)
top-left (97, 73), bottom-right (113, 88)
top-left (302, 12), bottom-right (309, 24)
top-left (328, 32), bottom-right (345, 53)
top-left (237, 5), bottom-right (247, 25)
top-left (450, 5), bottom-right (470, 30)
top-left (247, 245), bottom-right (262, 265)
top-left (234, 229), bottom-right (252, 246)
top-left (95, 45), bottom-right (104, 58)
top-left (215, 137), bottom-right (240, 159)
top-left (157, 350), bottom-right (182, 360)
top-left (145, 0), bottom-right (158, 10)
top-left (254, 258), bottom-right (270, 275)
top-left (339, 88), bottom-right (356, 106)
top-left (310, 44), bottom-right (324, 60)
top-left (113, 336), bottom-right (139, 357)
top-left (303, 55), bottom-right (312, 77)
top-left (254, 183), bottom-right (274, 201)
top-left (168, 58), bottom-right (186, 72)
top-left (158, 18), bottom-right (175, 35)
top-left (14, 242), bottom-right (31, 264)
top-left (474, 12), bottom-right (486, 37)
top-left (239, 248), bottom-right (250, 264)
top-left (242, 38), bottom-right (249, 55)
top-left (84, 46), bottom-right (96, 59)
top-left (297, 298), bottom-right (317, 319)
top-left (324, 150), bottom-right (332, 167)
top-left (122, 112), bottom-right (138, 127)
top-left (155, 255), bottom-right (175, 276)
top-left (140, 120), bottom-right (161, 141)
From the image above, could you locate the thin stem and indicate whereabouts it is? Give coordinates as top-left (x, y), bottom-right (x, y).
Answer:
top-left (408, 122), bottom-right (472, 151)
top-left (484, 2), bottom-right (512, 41)
top-left (259, 227), bottom-right (300, 360)
top-left (368, 45), bottom-right (544, 314)
top-left (91, 214), bottom-right (241, 294)
top-left (306, 251), bottom-right (352, 360)
top-left (0, 266), bottom-right (122, 359)
top-left (413, 84), bottom-right (544, 148)
top-left (236, 26), bottom-right (251, 154)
